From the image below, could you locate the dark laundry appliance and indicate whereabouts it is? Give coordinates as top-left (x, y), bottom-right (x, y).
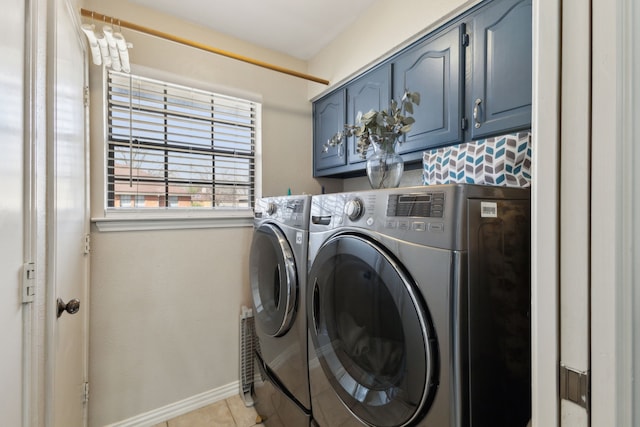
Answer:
top-left (307, 184), bottom-right (531, 427)
top-left (250, 195), bottom-right (312, 426)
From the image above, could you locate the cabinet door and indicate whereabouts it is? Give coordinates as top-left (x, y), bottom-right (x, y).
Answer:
top-left (392, 24), bottom-right (464, 159)
top-left (313, 90), bottom-right (346, 175)
top-left (346, 65), bottom-right (391, 165)
top-left (471, 0), bottom-right (532, 139)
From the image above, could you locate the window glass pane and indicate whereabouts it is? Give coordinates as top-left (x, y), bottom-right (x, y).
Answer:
top-left (106, 70), bottom-right (258, 211)
top-left (120, 194), bottom-right (131, 208)
top-left (214, 185), bottom-right (250, 208)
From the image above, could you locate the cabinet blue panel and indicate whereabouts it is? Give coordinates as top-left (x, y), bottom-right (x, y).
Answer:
top-left (471, 0), bottom-right (532, 139)
top-left (346, 65), bottom-right (391, 165)
top-left (311, 0), bottom-right (532, 178)
top-left (313, 90), bottom-right (346, 175)
top-left (392, 24), bottom-right (464, 156)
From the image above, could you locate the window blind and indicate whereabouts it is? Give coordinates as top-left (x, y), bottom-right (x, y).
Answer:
top-left (106, 70), bottom-right (258, 211)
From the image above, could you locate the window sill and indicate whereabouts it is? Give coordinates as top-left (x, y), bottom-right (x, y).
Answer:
top-left (92, 211), bottom-right (254, 232)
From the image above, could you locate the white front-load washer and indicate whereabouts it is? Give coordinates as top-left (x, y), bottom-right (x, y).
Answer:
top-left (307, 184), bottom-right (531, 427)
top-left (250, 195), bottom-right (312, 426)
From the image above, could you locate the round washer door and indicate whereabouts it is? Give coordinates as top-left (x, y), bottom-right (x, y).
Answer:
top-left (308, 234), bottom-right (438, 427)
top-left (250, 223), bottom-right (298, 337)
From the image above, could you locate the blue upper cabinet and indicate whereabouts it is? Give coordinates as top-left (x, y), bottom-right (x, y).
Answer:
top-left (314, 65), bottom-right (390, 177)
top-left (313, 89), bottom-right (346, 174)
top-left (311, 0), bottom-right (532, 178)
top-left (392, 24), bottom-right (465, 161)
top-left (470, 0), bottom-right (532, 139)
top-left (346, 65), bottom-right (392, 165)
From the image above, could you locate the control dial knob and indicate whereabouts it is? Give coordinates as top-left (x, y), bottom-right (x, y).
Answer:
top-left (266, 202), bottom-right (277, 215)
top-left (344, 198), bottom-right (364, 221)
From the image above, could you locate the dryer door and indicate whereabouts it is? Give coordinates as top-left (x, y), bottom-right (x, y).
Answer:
top-left (250, 223), bottom-right (297, 337)
top-left (308, 234), bottom-right (438, 427)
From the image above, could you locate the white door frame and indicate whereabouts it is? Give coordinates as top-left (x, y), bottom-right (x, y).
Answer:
top-left (2, 0), bottom-right (27, 426)
top-left (559, 0), bottom-right (590, 423)
top-left (531, 0), bottom-right (560, 425)
top-left (23, 0), bottom-right (50, 425)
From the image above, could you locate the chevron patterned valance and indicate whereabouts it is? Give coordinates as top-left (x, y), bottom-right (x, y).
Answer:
top-left (422, 132), bottom-right (532, 188)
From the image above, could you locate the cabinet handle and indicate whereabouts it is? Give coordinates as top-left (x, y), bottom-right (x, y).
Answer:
top-left (473, 98), bottom-right (482, 128)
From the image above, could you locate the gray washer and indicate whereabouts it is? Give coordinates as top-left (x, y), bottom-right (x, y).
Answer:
top-left (250, 195), bottom-right (312, 426)
top-left (307, 184), bottom-right (531, 427)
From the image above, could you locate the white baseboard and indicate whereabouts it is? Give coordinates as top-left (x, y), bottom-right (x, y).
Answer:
top-left (105, 381), bottom-right (240, 427)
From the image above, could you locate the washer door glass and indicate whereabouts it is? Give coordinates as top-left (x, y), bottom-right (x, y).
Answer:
top-left (308, 234), bottom-right (438, 427)
top-left (250, 223), bottom-right (297, 337)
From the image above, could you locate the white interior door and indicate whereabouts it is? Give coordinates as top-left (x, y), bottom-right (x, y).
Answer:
top-left (49, 0), bottom-right (89, 425)
top-left (0, 0), bottom-right (26, 425)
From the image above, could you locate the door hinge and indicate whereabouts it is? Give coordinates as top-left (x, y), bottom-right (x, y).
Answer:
top-left (84, 234), bottom-right (91, 254)
top-left (83, 86), bottom-right (90, 107)
top-left (22, 262), bottom-right (36, 304)
top-left (83, 382), bottom-right (89, 403)
top-left (560, 364), bottom-right (590, 412)
top-left (461, 117), bottom-right (468, 130)
top-left (462, 33), bottom-right (470, 47)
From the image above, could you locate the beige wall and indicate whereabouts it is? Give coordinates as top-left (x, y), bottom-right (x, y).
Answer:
top-left (83, 0), bottom-right (339, 425)
top-left (89, 226), bottom-right (252, 425)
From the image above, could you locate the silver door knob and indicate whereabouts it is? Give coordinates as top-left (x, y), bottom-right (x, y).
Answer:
top-left (57, 298), bottom-right (80, 318)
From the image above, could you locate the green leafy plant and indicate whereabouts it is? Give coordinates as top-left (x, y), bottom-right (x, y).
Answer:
top-left (324, 90), bottom-right (421, 159)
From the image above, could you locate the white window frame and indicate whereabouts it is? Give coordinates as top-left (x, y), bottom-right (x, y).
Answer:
top-left (96, 68), bottom-right (262, 231)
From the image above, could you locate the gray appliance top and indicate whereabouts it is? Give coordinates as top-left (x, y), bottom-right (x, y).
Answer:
top-left (254, 195), bottom-right (311, 230)
top-left (309, 184), bottom-right (530, 250)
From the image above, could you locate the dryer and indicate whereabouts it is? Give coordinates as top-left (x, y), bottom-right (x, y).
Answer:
top-left (250, 195), bottom-right (312, 426)
top-left (307, 184), bottom-right (531, 427)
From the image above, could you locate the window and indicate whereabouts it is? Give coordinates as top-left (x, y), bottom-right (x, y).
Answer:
top-left (135, 194), bottom-right (146, 207)
top-left (120, 194), bottom-right (132, 207)
top-left (106, 70), bottom-right (259, 214)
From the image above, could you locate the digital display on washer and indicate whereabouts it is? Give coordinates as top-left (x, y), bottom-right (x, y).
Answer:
top-left (286, 200), bottom-right (305, 213)
top-left (386, 192), bottom-right (445, 217)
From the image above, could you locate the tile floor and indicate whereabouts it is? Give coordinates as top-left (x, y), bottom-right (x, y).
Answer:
top-left (151, 394), bottom-right (262, 427)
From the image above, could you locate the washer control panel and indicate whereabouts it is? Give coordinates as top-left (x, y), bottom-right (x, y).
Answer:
top-left (310, 184), bottom-right (530, 251)
top-left (255, 195), bottom-right (311, 229)
top-left (386, 192), bottom-right (445, 218)
top-left (311, 189), bottom-right (446, 231)
top-left (310, 187), bottom-right (452, 248)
